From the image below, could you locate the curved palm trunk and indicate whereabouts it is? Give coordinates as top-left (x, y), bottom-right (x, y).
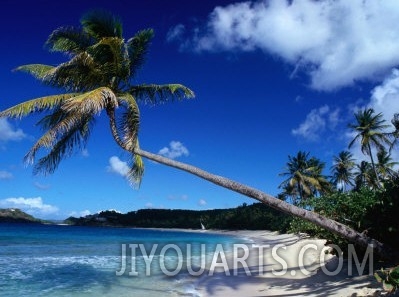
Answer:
top-left (134, 148), bottom-right (393, 259)
top-left (106, 108), bottom-right (392, 259)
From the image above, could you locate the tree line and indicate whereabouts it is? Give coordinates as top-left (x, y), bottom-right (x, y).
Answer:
top-left (65, 202), bottom-right (292, 231)
top-left (279, 108), bottom-right (399, 252)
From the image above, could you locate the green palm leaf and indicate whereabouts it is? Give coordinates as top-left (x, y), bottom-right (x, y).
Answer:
top-left (127, 29), bottom-right (154, 77)
top-left (61, 87), bottom-right (118, 114)
top-left (46, 26), bottom-right (93, 53)
top-left (0, 93), bottom-right (78, 119)
top-left (118, 93), bottom-right (140, 150)
top-left (81, 10), bottom-right (123, 39)
top-left (126, 144), bottom-right (145, 187)
top-left (42, 52), bottom-right (103, 91)
top-left (15, 64), bottom-right (55, 80)
top-left (129, 84), bottom-right (195, 104)
top-left (31, 114), bottom-right (94, 175)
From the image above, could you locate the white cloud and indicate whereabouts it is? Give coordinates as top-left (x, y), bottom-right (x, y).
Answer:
top-left (145, 202), bottom-right (154, 209)
top-left (0, 119), bottom-right (26, 142)
top-left (198, 199), bottom-right (207, 206)
top-left (347, 69), bottom-right (399, 161)
top-left (369, 69), bottom-right (399, 127)
top-left (181, 0), bottom-right (399, 90)
top-left (0, 197), bottom-right (59, 216)
top-left (0, 170), bottom-right (13, 180)
top-left (69, 210), bottom-right (91, 218)
top-left (292, 105), bottom-right (340, 141)
top-left (34, 182), bottom-right (50, 190)
top-left (167, 24), bottom-right (186, 42)
top-left (158, 141), bottom-right (189, 159)
top-left (107, 156), bottom-right (129, 176)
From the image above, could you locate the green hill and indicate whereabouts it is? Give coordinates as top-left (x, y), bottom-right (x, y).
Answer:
top-left (64, 203), bottom-right (292, 232)
top-left (0, 208), bottom-right (43, 223)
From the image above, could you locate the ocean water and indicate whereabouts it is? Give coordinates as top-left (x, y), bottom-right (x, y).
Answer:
top-left (0, 223), bottom-right (241, 297)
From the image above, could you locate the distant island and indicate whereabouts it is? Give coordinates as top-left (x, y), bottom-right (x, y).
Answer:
top-left (0, 203), bottom-right (292, 232)
top-left (0, 208), bottom-right (44, 224)
top-left (65, 203), bottom-right (292, 232)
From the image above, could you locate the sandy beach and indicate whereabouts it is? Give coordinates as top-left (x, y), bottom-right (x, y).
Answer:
top-left (193, 230), bottom-right (384, 297)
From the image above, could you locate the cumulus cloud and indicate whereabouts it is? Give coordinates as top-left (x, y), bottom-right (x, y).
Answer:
top-left (198, 199), bottom-right (207, 206)
top-left (347, 69), bottom-right (399, 161)
top-left (368, 69), bottom-right (399, 127)
top-left (69, 210), bottom-right (91, 218)
top-left (145, 202), bottom-right (154, 209)
top-left (177, 0), bottom-right (399, 90)
top-left (167, 24), bottom-right (186, 42)
top-left (0, 170), bottom-right (13, 180)
top-left (0, 197), bottom-right (58, 216)
top-left (107, 156), bottom-right (129, 176)
top-left (292, 105), bottom-right (340, 141)
top-left (0, 119), bottom-right (26, 142)
top-left (158, 141), bottom-right (189, 159)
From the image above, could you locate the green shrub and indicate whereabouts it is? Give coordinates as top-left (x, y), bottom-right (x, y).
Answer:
top-left (375, 266), bottom-right (399, 293)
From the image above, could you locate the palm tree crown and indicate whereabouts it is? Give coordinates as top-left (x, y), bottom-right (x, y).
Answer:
top-left (376, 147), bottom-right (398, 180)
top-left (279, 151), bottom-right (330, 205)
top-left (0, 10), bottom-right (194, 185)
top-left (348, 108), bottom-right (391, 185)
top-left (331, 150), bottom-right (355, 191)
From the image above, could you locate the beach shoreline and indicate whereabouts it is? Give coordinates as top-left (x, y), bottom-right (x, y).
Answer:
top-left (107, 227), bottom-right (384, 296)
top-left (181, 229), bottom-right (383, 297)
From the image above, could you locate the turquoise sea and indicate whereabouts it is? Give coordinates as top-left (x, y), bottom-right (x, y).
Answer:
top-left (0, 223), bottom-right (241, 297)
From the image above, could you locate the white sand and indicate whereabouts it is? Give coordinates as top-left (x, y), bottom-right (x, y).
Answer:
top-left (193, 230), bottom-right (384, 297)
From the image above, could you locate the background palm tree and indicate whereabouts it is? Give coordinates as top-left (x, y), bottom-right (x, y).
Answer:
top-left (331, 151), bottom-right (355, 191)
top-left (354, 161), bottom-right (374, 190)
top-left (376, 147), bottom-right (398, 181)
top-left (348, 108), bottom-right (391, 186)
top-left (0, 11), bottom-right (392, 258)
top-left (279, 151), bottom-right (330, 205)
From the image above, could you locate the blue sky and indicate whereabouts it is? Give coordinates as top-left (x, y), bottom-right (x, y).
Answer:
top-left (1, 0), bottom-right (399, 219)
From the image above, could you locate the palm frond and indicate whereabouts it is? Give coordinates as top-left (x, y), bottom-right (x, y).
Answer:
top-left (88, 37), bottom-right (129, 83)
top-left (127, 29), bottom-right (154, 77)
top-left (24, 111), bottom-right (87, 164)
top-left (14, 64), bottom-right (55, 80)
top-left (129, 84), bottom-right (195, 104)
top-left (31, 114), bottom-right (94, 175)
top-left (41, 52), bottom-right (104, 91)
top-left (61, 87), bottom-right (118, 114)
top-left (81, 10), bottom-right (123, 39)
top-left (46, 26), bottom-right (93, 54)
top-left (118, 93), bottom-right (140, 150)
top-left (125, 140), bottom-right (144, 186)
top-left (0, 93), bottom-right (78, 119)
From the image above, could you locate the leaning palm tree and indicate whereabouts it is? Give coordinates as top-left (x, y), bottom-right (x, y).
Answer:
top-left (331, 151), bottom-right (355, 191)
top-left (348, 108), bottom-right (391, 186)
top-left (279, 151), bottom-right (330, 205)
top-left (0, 11), bottom-right (393, 258)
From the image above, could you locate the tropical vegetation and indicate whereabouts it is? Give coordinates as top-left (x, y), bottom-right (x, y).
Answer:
top-left (284, 109), bottom-right (399, 256)
top-left (0, 11), bottom-right (398, 260)
top-left (66, 202), bottom-right (292, 231)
